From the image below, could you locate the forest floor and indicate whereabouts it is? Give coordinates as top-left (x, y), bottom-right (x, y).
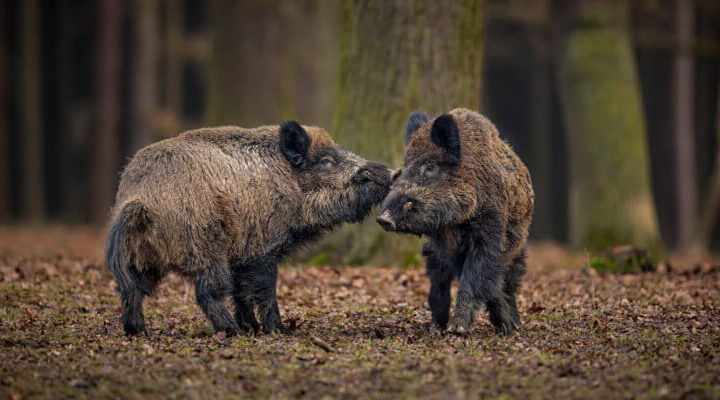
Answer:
top-left (0, 226), bottom-right (719, 399)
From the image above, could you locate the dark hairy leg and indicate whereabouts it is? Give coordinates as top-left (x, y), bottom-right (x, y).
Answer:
top-left (503, 247), bottom-right (528, 328)
top-left (230, 264), bottom-right (260, 334)
top-left (117, 265), bottom-right (163, 336)
top-left (449, 210), bottom-right (515, 336)
top-left (233, 292), bottom-right (260, 334)
top-left (247, 261), bottom-right (286, 334)
top-left (426, 250), bottom-right (454, 331)
top-left (194, 260), bottom-right (239, 336)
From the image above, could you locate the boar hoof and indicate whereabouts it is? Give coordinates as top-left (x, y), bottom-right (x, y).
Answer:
top-left (495, 321), bottom-right (515, 337)
top-left (428, 325), bottom-right (445, 336)
top-left (263, 323), bottom-right (288, 335)
top-left (222, 327), bottom-right (240, 337)
top-left (238, 324), bottom-right (258, 335)
top-left (447, 320), bottom-right (469, 335)
top-left (122, 316), bottom-right (147, 337)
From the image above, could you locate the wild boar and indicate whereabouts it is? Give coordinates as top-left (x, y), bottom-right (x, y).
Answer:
top-left (377, 108), bottom-right (533, 336)
top-left (106, 121), bottom-right (390, 336)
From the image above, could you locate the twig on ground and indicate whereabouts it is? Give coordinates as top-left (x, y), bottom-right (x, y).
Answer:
top-left (310, 335), bottom-right (334, 353)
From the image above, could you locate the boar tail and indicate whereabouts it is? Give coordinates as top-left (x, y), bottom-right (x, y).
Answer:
top-left (106, 201), bottom-right (159, 335)
top-left (105, 201), bottom-right (155, 296)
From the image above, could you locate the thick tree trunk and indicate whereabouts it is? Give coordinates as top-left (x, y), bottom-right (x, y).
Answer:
top-left (0, 0), bottom-right (9, 221)
top-left (129, 0), bottom-right (158, 152)
top-left (693, 75), bottom-right (720, 249)
top-left (557, 0), bottom-right (664, 255)
top-left (328, 0), bottom-right (484, 265)
top-left (526, 3), bottom-right (556, 240)
top-left (672, 0), bottom-right (697, 249)
top-left (334, 0), bottom-right (483, 165)
top-left (90, 0), bottom-right (123, 223)
top-left (19, 0), bottom-right (45, 222)
top-left (162, 0), bottom-right (182, 131)
top-left (207, 0), bottom-right (339, 128)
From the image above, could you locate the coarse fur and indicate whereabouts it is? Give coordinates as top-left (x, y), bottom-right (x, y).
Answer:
top-left (377, 108), bottom-right (534, 336)
top-left (106, 122), bottom-right (390, 336)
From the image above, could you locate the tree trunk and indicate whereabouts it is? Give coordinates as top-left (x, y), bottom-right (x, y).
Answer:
top-left (327, 0), bottom-right (484, 265)
top-left (19, 0), bottom-right (45, 222)
top-left (693, 74), bottom-right (720, 249)
top-left (672, 0), bottom-right (697, 249)
top-left (90, 0), bottom-right (123, 223)
top-left (526, 1), bottom-right (556, 240)
top-left (129, 0), bottom-right (158, 152)
top-left (0, 0), bottom-right (9, 221)
top-left (161, 0), bottom-right (182, 135)
top-left (334, 0), bottom-right (483, 165)
top-left (207, 0), bottom-right (339, 128)
top-left (557, 0), bottom-right (664, 255)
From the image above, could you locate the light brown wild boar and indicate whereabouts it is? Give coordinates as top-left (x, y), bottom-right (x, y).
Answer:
top-left (105, 121), bottom-right (390, 336)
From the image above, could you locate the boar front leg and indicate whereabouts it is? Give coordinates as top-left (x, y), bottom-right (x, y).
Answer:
top-left (425, 249), bottom-right (453, 331)
top-left (194, 260), bottom-right (240, 336)
top-left (448, 210), bottom-right (514, 336)
top-left (230, 264), bottom-right (260, 334)
top-left (249, 261), bottom-right (287, 334)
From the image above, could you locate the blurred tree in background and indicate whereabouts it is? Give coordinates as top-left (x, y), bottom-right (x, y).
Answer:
top-left (557, 0), bottom-right (664, 254)
top-left (0, 0), bottom-right (8, 221)
top-left (207, 0), bottom-right (339, 128)
top-left (326, 0), bottom-right (484, 265)
top-left (90, 0), bottom-right (123, 223)
top-left (694, 79), bottom-right (720, 249)
top-left (19, 0), bottom-right (44, 222)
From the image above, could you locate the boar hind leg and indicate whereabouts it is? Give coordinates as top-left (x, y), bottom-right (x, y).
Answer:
top-left (106, 213), bottom-right (162, 336)
top-left (504, 247), bottom-right (527, 328)
top-left (117, 265), bottom-right (162, 336)
top-left (426, 252), bottom-right (453, 331)
top-left (194, 261), bottom-right (239, 336)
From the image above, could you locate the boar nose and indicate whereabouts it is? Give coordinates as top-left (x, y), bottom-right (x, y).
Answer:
top-left (353, 161), bottom-right (391, 186)
top-left (376, 210), bottom-right (396, 231)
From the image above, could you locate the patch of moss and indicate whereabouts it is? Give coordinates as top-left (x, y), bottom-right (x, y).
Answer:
top-left (308, 252), bottom-right (330, 267)
top-left (401, 250), bottom-right (422, 268)
top-left (589, 251), bottom-right (654, 274)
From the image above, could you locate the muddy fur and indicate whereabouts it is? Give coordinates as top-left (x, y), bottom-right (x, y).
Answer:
top-left (106, 122), bottom-right (390, 336)
top-left (377, 108), bottom-right (534, 336)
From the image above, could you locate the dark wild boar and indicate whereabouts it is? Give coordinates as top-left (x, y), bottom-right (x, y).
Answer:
top-left (106, 121), bottom-right (390, 336)
top-left (377, 108), bottom-right (533, 336)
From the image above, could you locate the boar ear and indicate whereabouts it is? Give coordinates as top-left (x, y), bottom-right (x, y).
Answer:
top-left (405, 110), bottom-right (429, 144)
top-left (430, 114), bottom-right (461, 164)
top-left (279, 121), bottom-right (310, 167)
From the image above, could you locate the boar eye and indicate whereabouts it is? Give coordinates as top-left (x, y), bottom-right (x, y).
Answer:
top-left (423, 164), bottom-right (439, 178)
top-left (404, 201), bottom-right (414, 212)
top-left (319, 155), bottom-right (336, 167)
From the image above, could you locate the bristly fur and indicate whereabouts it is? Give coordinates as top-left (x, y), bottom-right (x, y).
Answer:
top-left (379, 108), bottom-right (534, 336)
top-left (405, 110), bottom-right (429, 144)
top-left (105, 122), bottom-right (390, 336)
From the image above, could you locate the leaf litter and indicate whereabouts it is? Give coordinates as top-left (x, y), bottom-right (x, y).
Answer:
top-left (0, 228), bottom-right (719, 399)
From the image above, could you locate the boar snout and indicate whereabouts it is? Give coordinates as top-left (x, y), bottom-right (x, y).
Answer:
top-left (352, 161), bottom-right (391, 187)
top-left (376, 210), bottom-right (396, 231)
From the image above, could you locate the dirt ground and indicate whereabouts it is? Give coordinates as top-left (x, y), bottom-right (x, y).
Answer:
top-left (0, 226), bottom-right (719, 399)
